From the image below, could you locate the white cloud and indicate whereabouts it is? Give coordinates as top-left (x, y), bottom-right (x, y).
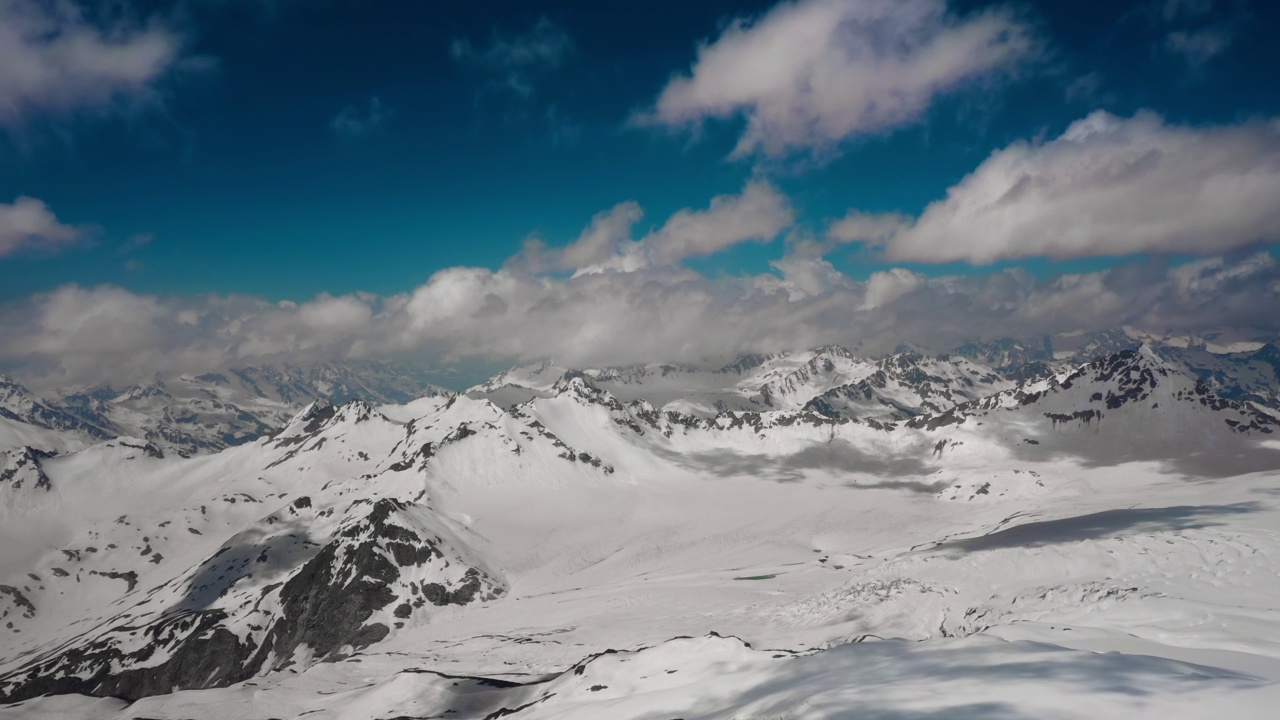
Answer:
top-left (331, 96), bottom-right (388, 138)
top-left (767, 256), bottom-right (855, 299)
top-left (450, 17), bottom-right (572, 98)
top-left (0, 0), bottom-right (183, 124)
top-left (843, 111), bottom-right (1280, 264)
top-left (559, 201), bottom-right (644, 270)
top-left (640, 179), bottom-right (795, 267)
top-left (523, 180), bottom-right (794, 275)
top-left (861, 268), bottom-right (926, 310)
top-left (827, 211), bottom-right (911, 247)
top-left (638, 0), bottom-right (1036, 158)
top-left (1171, 252), bottom-right (1277, 296)
top-left (0, 196), bottom-right (83, 257)
top-left (4, 250), bottom-right (1278, 390)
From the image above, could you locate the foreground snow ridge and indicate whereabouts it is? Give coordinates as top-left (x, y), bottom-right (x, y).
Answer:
top-left (2, 343), bottom-right (1280, 718)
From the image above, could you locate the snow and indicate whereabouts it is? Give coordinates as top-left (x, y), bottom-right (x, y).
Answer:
top-left (1, 346), bottom-right (1279, 717)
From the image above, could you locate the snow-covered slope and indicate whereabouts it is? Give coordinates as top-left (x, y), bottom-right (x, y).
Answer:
top-left (0, 399), bottom-right (501, 703)
top-left (2, 345), bottom-right (1280, 718)
top-left (0, 375), bottom-right (109, 453)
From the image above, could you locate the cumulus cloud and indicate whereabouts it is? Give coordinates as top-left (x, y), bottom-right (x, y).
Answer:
top-left (0, 0), bottom-right (184, 124)
top-left (0, 196), bottom-right (84, 257)
top-left (450, 17), bottom-right (572, 98)
top-left (827, 211), bottom-right (911, 248)
top-left (860, 268), bottom-right (927, 310)
top-left (330, 96), bottom-right (388, 138)
top-left (766, 256), bottom-right (856, 299)
top-left (835, 111), bottom-right (1280, 264)
top-left (558, 201), bottom-right (645, 270)
top-left (637, 0), bottom-right (1037, 158)
top-left (522, 180), bottom-right (795, 275)
top-left (3, 249), bottom-right (1278, 390)
top-left (638, 179), bottom-right (795, 268)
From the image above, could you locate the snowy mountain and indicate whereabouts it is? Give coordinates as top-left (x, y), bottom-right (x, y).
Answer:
top-left (0, 399), bottom-right (502, 703)
top-left (802, 350), bottom-right (1014, 420)
top-left (2, 344), bottom-right (1280, 717)
top-left (953, 336), bottom-right (1054, 370)
top-left (0, 361), bottom-right (450, 457)
top-left (0, 374), bottom-right (111, 452)
top-left (1155, 341), bottom-right (1280, 409)
top-left (472, 345), bottom-right (1025, 419)
top-left (1042, 327), bottom-right (1274, 365)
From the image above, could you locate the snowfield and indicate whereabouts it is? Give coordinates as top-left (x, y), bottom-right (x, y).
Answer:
top-left (2, 343), bottom-right (1280, 718)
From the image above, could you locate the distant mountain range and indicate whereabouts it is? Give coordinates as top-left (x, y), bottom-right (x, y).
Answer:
top-left (2, 332), bottom-right (1279, 716)
top-left (5, 331), bottom-right (1277, 459)
top-left (0, 361), bottom-right (449, 457)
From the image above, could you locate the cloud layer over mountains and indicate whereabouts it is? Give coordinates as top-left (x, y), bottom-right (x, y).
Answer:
top-left (2, 245), bottom-right (1276, 390)
top-left (2, 0), bottom-right (1279, 390)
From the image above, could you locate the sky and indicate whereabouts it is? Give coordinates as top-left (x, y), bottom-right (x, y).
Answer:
top-left (1, 0), bottom-right (1279, 389)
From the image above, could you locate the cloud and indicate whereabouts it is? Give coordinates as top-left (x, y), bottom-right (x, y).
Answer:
top-left (331, 96), bottom-right (388, 138)
top-left (766, 256), bottom-right (856, 298)
top-left (558, 201), bottom-right (645, 270)
top-left (0, 0), bottom-right (184, 125)
top-left (520, 180), bottom-right (795, 274)
top-left (1158, 0), bottom-right (1238, 68)
top-left (860, 267), bottom-right (927, 310)
top-left (1165, 28), bottom-right (1231, 65)
top-left (827, 211), bottom-right (912, 248)
top-left (835, 111), bottom-right (1280, 264)
top-left (450, 17), bottom-right (572, 98)
top-left (637, 0), bottom-right (1037, 159)
top-left (0, 196), bottom-right (84, 257)
top-left (4, 248), bottom-right (1278, 390)
top-left (119, 232), bottom-right (153, 254)
top-left (640, 179), bottom-right (795, 267)
top-left (1063, 72), bottom-right (1105, 105)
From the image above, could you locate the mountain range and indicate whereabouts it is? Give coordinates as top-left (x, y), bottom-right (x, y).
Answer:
top-left (0, 361), bottom-right (449, 457)
top-left (2, 331), bottom-right (1280, 718)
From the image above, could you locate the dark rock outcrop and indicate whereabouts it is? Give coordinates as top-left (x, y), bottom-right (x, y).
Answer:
top-left (0, 499), bottom-right (504, 703)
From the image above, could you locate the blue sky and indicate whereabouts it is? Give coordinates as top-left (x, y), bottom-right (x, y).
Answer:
top-left (1, 0), bottom-right (1279, 386)
top-left (3, 0), bottom-right (1277, 298)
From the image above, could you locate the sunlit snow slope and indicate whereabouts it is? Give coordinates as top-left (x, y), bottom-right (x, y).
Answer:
top-left (2, 345), bottom-right (1279, 718)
